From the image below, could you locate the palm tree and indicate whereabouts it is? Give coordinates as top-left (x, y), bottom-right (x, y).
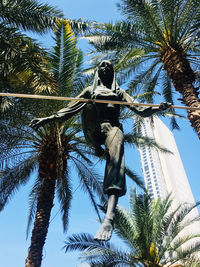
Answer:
top-left (0, 23), bottom-right (56, 110)
top-left (0, 0), bottom-right (63, 109)
top-left (0, 0), bottom-right (91, 104)
top-left (85, 0), bottom-right (200, 136)
top-left (0, 20), bottom-right (104, 267)
top-left (64, 189), bottom-right (200, 266)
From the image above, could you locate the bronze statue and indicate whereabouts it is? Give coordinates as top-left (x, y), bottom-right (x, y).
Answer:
top-left (30, 60), bottom-right (171, 241)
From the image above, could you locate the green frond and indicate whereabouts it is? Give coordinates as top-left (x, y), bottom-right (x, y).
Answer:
top-left (64, 233), bottom-right (133, 266)
top-left (161, 72), bottom-right (175, 108)
top-left (0, 155), bottom-right (37, 211)
top-left (125, 166), bottom-right (145, 190)
top-left (115, 48), bottom-right (146, 73)
top-left (169, 241), bottom-right (200, 266)
top-left (127, 57), bottom-right (161, 96)
top-left (64, 190), bottom-right (200, 266)
top-left (118, 0), bottom-right (166, 44)
top-left (71, 156), bottom-right (104, 221)
top-left (68, 18), bottom-right (95, 35)
top-left (114, 206), bottom-right (138, 250)
top-left (70, 145), bottom-right (93, 165)
top-left (26, 177), bottom-right (43, 239)
top-left (124, 131), bottom-right (172, 154)
top-left (56, 168), bottom-right (72, 232)
top-left (0, 23), bottom-right (56, 96)
top-left (0, 0), bottom-right (63, 33)
top-left (64, 233), bottom-right (112, 253)
top-left (143, 65), bottom-right (163, 102)
top-left (170, 234), bottom-right (200, 253)
top-left (176, 0), bottom-right (200, 41)
top-left (50, 20), bottom-right (82, 96)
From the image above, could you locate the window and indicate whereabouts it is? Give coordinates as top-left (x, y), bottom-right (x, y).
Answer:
top-left (144, 166), bottom-right (149, 171)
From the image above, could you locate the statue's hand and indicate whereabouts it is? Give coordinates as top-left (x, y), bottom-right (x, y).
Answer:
top-left (29, 118), bottom-right (47, 130)
top-left (159, 102), bottom-right (172, 111)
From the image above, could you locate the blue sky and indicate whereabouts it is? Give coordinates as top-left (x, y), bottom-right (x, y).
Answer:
top-left (1, 1), bottom-right (200, 267)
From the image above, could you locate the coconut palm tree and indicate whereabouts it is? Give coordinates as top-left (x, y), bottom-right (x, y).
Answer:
top-left (85, 0), bottom-right (200, 136)
top-left (64, 189), bottom-right (200, 266)
top-left (0, 20), bottom-right (105, 267)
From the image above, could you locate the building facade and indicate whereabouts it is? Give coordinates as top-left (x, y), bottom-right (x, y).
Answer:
top-left (137, 116), bottom-right (200, 258)
top-left (138, 116), bottom-right (197, 211)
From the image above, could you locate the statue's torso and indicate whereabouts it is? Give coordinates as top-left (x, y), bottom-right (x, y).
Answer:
top-left (91, 86), bottom-right (121, 123)
top-left (81, 86), bottom-right (122, 147)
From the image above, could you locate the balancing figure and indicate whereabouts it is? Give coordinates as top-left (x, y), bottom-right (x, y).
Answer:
top-left (30, 60), bottom-right (170, 241)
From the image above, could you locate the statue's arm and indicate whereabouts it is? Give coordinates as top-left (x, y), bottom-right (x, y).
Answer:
top-left (120, 89), bottom-right (171, 117)
top-left (30, 88), bottom-right (91, 130)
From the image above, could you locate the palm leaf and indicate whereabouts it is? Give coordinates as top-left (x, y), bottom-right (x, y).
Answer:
top-left (56, 168), bottom-right (72, 232)
top-left (26, 176), bottom-right (43, 239)
top-left (0, 0), bottom-right (63, 33)
top-left (0, 156), bottom-right (37, 210)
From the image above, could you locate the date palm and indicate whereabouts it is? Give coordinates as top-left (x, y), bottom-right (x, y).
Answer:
top-left (0, 0), bottom-right (90, 103)
top-left (0, 20), bottom-right (104, 267)
top-left (64, 189), bottom-right (200, 266)
top-left (0, 23), bottom-right (56, 111)
top-left (0, 0), bottom-right (63, 109)
top-left (86, 0), bottom-right (200, 136)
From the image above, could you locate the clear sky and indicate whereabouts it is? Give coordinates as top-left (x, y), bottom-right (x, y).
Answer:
top-left (1, 1), bottom-right (200, 267)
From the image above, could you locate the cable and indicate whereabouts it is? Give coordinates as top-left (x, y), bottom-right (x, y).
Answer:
top-left (1, 92), bottom-right (200, 110)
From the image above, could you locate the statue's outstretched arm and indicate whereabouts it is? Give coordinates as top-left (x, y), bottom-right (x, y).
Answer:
top-left (30, 88), bottom-right (91, 130)
top-left (120, 89), bottom-right (171, 117)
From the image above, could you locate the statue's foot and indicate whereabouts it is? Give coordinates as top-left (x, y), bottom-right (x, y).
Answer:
top-left (94, 218), bottom-right (113, 241)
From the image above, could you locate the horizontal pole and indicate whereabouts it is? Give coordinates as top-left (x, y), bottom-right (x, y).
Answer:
top-left (0, 92), bottom-right (200, 110)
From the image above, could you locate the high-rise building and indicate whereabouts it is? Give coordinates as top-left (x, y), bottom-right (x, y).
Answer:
top-left (137, 116), bottom-right (200, 262)
top-left (138, 116), bottom-right (197, 212)
top-left (138, 116), bottom-right (200, 249)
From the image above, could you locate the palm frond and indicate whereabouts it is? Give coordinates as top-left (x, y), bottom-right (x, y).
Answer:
top-left (56, 168), bottom-right (72, 232)
top-left (0, 0), bottom-right (63, 33)
top-left (124, 132), bottom-right (172, 154)
top-left (26, 176), bottom-right (43, 239)
top-left (125, 166), bottom-right (145, 190)
top-left (64, 233), bottom-right (111, 253)
top-left (114, 206), bottom-right (138, 250)
top-left (64, 233), bottom-right (133, 266)
top-left (71, 156), bottom-right (105, 221)
top-left (0, 155), bottom-right (37, 211)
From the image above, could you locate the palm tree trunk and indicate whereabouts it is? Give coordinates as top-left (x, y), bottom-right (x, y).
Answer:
top-left (162, 48), bottom-right (200, 138)
top-left (25, 133), bottom-right (60, 267)
top-left (25, 175), bottom-right (56, 267)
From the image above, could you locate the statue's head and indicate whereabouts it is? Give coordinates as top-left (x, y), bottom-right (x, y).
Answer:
top-left (93, 60), bottom-right (119, 93)
top-left (97, 60), bottom-right (114, 88)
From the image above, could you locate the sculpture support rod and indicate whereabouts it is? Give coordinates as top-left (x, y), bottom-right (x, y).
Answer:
top-left (0, 92), bottom-right (200, 110)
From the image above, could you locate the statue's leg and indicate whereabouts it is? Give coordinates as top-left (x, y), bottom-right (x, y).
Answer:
top-left (94, 194), bottom-right (118, 241)
top-left (94, 125), bottom-right (126, 241)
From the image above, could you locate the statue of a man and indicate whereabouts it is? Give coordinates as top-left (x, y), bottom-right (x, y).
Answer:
top-left (30, 60), bottom-right (170, 241)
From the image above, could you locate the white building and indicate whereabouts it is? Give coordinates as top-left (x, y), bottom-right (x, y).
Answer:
top-left (138, 117), bottom-right (200, 245)
top-left (138, 116), bottom-right (197, 209)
